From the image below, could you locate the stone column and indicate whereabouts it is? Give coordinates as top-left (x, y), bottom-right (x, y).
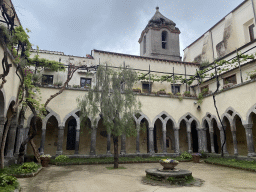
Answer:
top-left (209, 130), bottom-right (215, 153)
top-left (197, 128), bottom-right (203, 152)
top-left (202, 128), bottom-right (208, 153)
top-left (187, 131), bottom-right (192, 153)
top-left (231, 130), bottom-right (238, 155)
top-left (0, 116), bottom-right (6, 147)
top-left (106, 133), bottom-right (111, 155)
top-left (136, 124), bottom-right (140, 154)
top-left (39, 129), bottom-right (46, 155)
top-left (243, 124), bottom-right (256, 157)
top-left (56, 126), bottom-right (64, 155)
top-left (74, 129), bottom-right (80, 154)
top-left (24, 127), bottom-right (29, 155)
top-left (120, 133), bottom-right (126, 155)
top-left (174, 127), bottom-right (180, 154)
top-left (220, 127), bottom-right (228, 155)
top-left (6, 115), bottom-right (18, 158)
top-left (90, 126), bottom-right (97, 156)
top-left (14, 125), bottom-right (24, 156)
top-left (148, 127), bottom-right (154, 155)
top-left (162, 123), bottom-right (166, 153)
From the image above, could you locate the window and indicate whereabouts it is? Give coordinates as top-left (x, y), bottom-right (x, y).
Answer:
top-left (171, 85), bottom-right (180, 95)
top-left (143, 35), bottom-right (146, 54)
top-left (142, 83), bottom-right (152, 93)
top-left (249, 24), bottom-right (255, 42)
top-left (162, 31), bottom-right (167, 49)
top-left (224, 74), bottom-right (237, 85)
top-left (42, 75), bottom-right (53, 85)
top-left (80, 78), bottom-right (91, 88)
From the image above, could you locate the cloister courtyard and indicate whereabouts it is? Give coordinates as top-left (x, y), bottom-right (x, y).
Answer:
top-left (17, 162), bottom-right (256, 192)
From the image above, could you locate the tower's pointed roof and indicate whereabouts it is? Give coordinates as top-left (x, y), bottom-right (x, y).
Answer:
top-left (147, 7), bottom-right (176, 27)
top-left (138, 7), bottom-right (180, 43)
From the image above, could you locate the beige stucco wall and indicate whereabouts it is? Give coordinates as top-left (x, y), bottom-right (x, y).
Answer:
top-left (184, 0), bottom-right (255, 63)
top-left (0, 44), bottom-right (21, 117)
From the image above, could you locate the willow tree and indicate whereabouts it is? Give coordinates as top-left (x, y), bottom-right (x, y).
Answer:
top-left (77, 64), bottom-right (141, 168)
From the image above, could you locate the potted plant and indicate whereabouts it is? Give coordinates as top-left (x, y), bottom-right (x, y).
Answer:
top-left (183, 91), bottom-right (191, 97)
top-left (157, 89), bottom-right (166, 95)
top-left (132, 88), bottom-right (141, 93)
top-left (192, 153), bottom-right (201, 163)
top-left (159, 159), bottom-right (179, 170)
top-left (40, 154), bottom-right (51, 167)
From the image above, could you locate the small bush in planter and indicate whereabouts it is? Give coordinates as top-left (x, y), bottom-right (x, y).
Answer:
top-left (15, 162), bottom-right (40, 174)
top-left (55, 155), bottom-right (69, 162)
top-left (180, 151), bottom-right (192, 160)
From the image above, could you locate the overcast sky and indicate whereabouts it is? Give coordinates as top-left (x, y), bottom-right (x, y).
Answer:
top-left (12, 0), bottom-right (243, 58)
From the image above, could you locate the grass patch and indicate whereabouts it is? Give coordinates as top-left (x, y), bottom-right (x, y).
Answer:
top-left (205, 157), bottom-right (256, 171)
top-left (106, 166), bottom-right (127, 170)
top-left (51, 155), bottom-right (192, 165)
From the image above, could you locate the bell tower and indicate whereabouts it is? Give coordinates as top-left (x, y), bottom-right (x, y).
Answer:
top-left (138, 7), bottom-right (181, 61)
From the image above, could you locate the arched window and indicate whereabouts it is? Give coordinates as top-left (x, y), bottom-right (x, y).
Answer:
top-left (143, 35), bottom-right (146, 54)
top-left (162, 31), bottom-right (167, 49)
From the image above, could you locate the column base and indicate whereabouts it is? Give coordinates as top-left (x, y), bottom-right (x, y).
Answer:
top-left (188, 150), bottom-right (192, 153)
top-left (90, 151), bottom-right (96, 156)
top-left (106, 151), bottom-right (112, 156)
top-left (120, 150), bottom-right (126, 155)
top-left (56, 151), bottom-right (63, 156)
top-left (247, 152), bottom-right (256, 157)
top-left (136, 151), bottom-right (140, 154)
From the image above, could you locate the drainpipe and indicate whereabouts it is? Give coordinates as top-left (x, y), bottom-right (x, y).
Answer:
top-left (251, 0), bottom-right (256, 24)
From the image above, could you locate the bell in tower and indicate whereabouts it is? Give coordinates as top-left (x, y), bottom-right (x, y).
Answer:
top-left (138, 7), bottom-right (181, 61)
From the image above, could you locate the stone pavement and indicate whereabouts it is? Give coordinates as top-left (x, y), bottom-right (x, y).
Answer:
top-left (18, 162), bottom-right (256, 192)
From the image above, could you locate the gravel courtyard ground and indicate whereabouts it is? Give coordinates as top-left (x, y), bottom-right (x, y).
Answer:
top-left (18, 162), bottom-right (256, 192)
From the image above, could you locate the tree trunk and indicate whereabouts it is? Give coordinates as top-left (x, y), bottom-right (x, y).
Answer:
top-left (0, 115), bottom-right (13, 169)
top-left (29, 139), bottom-right (40, 163)
top-left (113, 136), bottom-right (119, 169)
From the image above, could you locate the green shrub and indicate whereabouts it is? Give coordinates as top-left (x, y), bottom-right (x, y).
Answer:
top-left (0, 174), bottom-right (19, 191)
top-left (180, 152), bottom-right (192, 160)
top-left (55, 155), bottom-right (69, 162)
top-left (15, 162), bottom-right (40, 174)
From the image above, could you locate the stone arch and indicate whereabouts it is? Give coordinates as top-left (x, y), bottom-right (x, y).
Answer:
top-left (44, 115), bottom-right (59, 155)
top-left (233, 114), bottom-right (247, 155)
top-left (221, 113), bottom-right (233, 129)
top-left (61, 109), bottom-right (80, 128)
top-left (245, 103), bottom-right (256, 124)
top-left (225, 107), bottom-right (236, 117)
top-left (42, 108), bottom-right (61, 130)
top-left (137, 112), bottom-right (152, 128)
top-left (210, 116), bottom-right (221, 130)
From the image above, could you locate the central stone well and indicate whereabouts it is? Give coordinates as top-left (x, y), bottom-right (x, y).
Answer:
top-left (145, 168), bottom-right (192, 181)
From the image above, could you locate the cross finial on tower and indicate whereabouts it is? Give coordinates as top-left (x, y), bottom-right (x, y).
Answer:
top-left (156, 6), bottom-right (159, 12)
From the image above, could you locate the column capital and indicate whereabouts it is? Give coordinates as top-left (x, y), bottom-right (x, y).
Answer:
top-left (91, 126), bottom-right (97, 130)
top-left (58, 126), bottom-right (65, 130)
top-left (173, 127), bottom-right (179, 131)
top-left (148, 126), bottom-right (154, 131)
top-left (243, 123), bottom-right (253, 129)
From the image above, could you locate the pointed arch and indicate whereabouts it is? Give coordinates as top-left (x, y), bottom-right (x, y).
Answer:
top-left (245, 103), bottom-right (256, 124)
top-left (42, 108), bottom-right (61, 130)
top-left (137, 112), bottom-right (152, 127)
